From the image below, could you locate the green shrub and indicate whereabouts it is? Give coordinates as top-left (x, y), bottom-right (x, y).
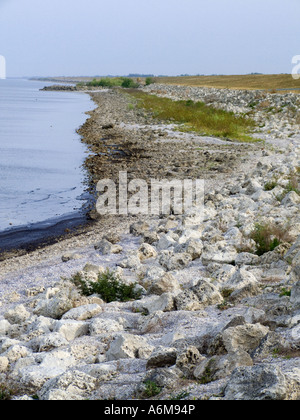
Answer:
top-left (144, 381), bottom-right (162, 398)
top-left (121, 78), bottom-right (139, 89)
top-left (280, 288), bottom-right (291, 297)
top-left (72, 269), bottom-right (141, 303)
top-left (145, 77), bottom-right (154, 86)
top-left (250, 223), bottom-right (291, 256)
top-left (86, 78), bottom-right (123, 88)
top-left (264, 180), bottom-right (278, 191)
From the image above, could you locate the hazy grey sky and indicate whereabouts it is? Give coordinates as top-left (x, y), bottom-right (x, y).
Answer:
top-left (0, 0), bottom-right (299, 77)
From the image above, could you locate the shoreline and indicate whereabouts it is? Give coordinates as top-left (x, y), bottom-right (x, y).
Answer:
top-left (0, 84), bottom-right (260, 264)
top-left (0, 212), bottom-right (92, 256)
top-left (0, 84), bottom-right (299, 400)
top-left (1, 84), bottom-right (299, 260)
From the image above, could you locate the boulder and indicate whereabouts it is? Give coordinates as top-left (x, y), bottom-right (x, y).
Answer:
top-left (118, 253), bottom-right (142, 271)
top-left (34, 297), bottom-right (73, 320)
top-left (145, 293), bottom-right (176, 314)
top-left (235, 253), bottom-right (261, 267)
top-left (19, 351), bottom-right (76, 392)
top-left (146, 347), bottom-right (177, 369)
top-left (28, 333), bottom-right (68, 353)
top-left (224, 227), bottom-right (243, 247)
top-left (106, 333), bottom-right (153, 361)
top-left (176, 346), bottom-right (204, 379)
top-left (159, 252), bottom-right (192, 271)
top-left (0, 319), bottom-right (11, 336)
top-left (222, 324), bottom-right (269, 354)
top-left (174, 290), bottom-right (203, 312)
top-left (82, 263), bottom-right (106, 275)
top-left (191, 279), bottom-right (223, 309)
top-left (26, 316), bottom-right (54, 338)
top-left (148, 273), bottom-right (181, 296)
top-left (130, 221), bottom-right (150, 236)
top-left (281, 191), bottom-right (300, 207)
top-left (175, 239), bottom-right (203, 261)
top-left (143, 231), bottom-right (159, 245)
top-left (223, 364), bottom-right (289, 400)
top-left (54, 320), bottom-right (89, 342)
top-left (202, 242), bottom-right (238, 265)
top-left (61, 304), bottom-right (102, 321)
top-left (285, 236), bottom-right (300, 264)
top-left (223, 267), bottom-right (258, 295)
top-left (0, 356), bottom-right (9, 372)
top-left (4, 305), bottom-right (31, 325)
top-left (139, 367), bottom-right (183, 395)
top-left (194, 350), bottom-right (253, 382)
top-left (156, 233), bottom-right (177, 251)
top-left (94, 239), bottom-right (122, 255)
top-left (3, 345), bottom-right (30, 363)
top-left (89, 318), bottom-right (124, 336)
top-left (291, 281), bottom-right (300, 309)
top-left (38, 370), bottom-right (97, 401)
top-left (244, 179), bottom-right (263, 195)
top-left (0, 338), bottom-right (20, 353)
top-left (251, 332), bottom-right (288, 360)
top-left (94, 238), bottom-right (113, 254)
top-left (138, 243), bottom-right (158, 261)
top-left (61, 253), bottom-right (82, 263)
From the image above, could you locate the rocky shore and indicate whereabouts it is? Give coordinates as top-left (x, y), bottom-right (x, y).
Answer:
top-left (0, 84), bottom-right (299, 400)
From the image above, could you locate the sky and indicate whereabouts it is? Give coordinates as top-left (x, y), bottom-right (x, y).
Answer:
top-left (0, 0), bottom-right (299, 77)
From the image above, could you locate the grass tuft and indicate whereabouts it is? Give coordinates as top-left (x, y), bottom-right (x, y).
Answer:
top-left (143, 381), bottom-right (162, 398)
top-left (250, 223), bottom-right (292, 256)
top-left (72, 269), bottom-right (141, 303)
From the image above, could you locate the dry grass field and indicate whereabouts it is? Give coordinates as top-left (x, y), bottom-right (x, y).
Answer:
top-left (40, 74), bottom-right (300, 92)
top-left (155, 74), bottom-right (300, 92)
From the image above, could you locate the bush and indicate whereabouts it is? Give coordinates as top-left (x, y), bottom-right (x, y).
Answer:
top-left (72, 269), bottom-right (141, 303)
top-left (143, 381), bottom-right (162, 398)
top-left (121, 78), bottom-right (139, 89)
top-left (145, 77), bottom-right (154, 86)
top-left (250, 223), bottom-right (291, 256)
top-left (86, 78), bottom-right (123, 88)
top-left (264, 180), bottom-right (278, 191)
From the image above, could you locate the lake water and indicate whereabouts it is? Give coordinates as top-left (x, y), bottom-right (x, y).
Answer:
top-left (0, 78), bottom-right (94, 246)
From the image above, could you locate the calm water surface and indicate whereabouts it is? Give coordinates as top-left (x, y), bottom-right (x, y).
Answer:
top-left (0, 79), bottom-right (94, 234)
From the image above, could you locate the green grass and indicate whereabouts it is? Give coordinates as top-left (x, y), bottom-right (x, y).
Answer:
top-left (126, 90), bottom-right (257, 142)
top-left (280, 288), bottom-right (291, 297)
top-left (264, 180), bottom-right (278, 191)
top-left (72, 269), bottom-right (141, 303)
top-left (143, 381), bottom-right (162, 398)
